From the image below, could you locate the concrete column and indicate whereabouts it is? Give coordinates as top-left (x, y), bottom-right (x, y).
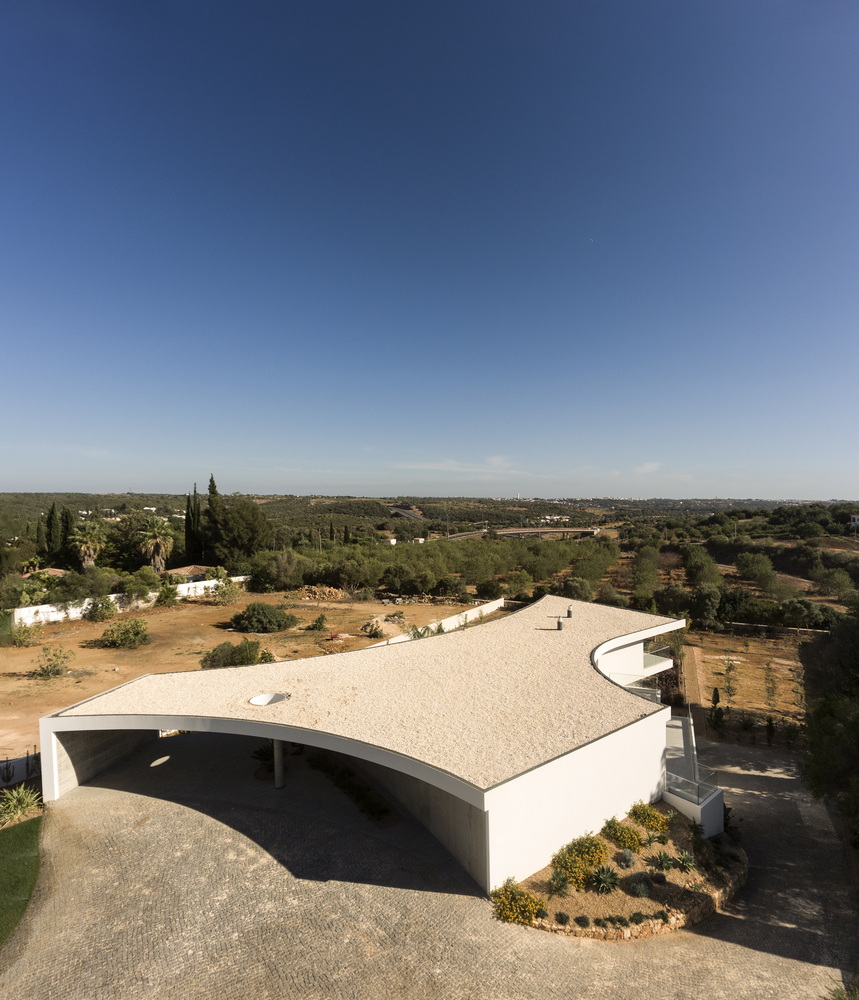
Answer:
top-left (273, 738), bottom-right (284, 789)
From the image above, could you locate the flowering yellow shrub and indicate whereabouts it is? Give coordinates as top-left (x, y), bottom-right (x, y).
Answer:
top-left (489, 878), bottom-right (542, 923)
top-left (629, 801), bottom-right (669, 834)
top-left (601, 817), bottom-right (643, 852)
top-left (551, 835), bottom-right (609, 890)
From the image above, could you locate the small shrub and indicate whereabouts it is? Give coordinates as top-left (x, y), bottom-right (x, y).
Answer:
top-left (592, 865), bottom-right (619, 894)
top-left (489, 878), bottom-right (542, 924)
top-left (0, 760), bottom-right (13, 783)
top-left (656, 832), bottom-right (669, 844)
top-left (630, 911), bottom-right (646, 925)
top-left (654, 909), bottom-right (669, 923)
top-left (552, 834), bottom-right (609, 890)
top-left (12, 622), bottom-right (43, 647)
top-left (307, 614), bottom-right (327, 632)
top-left (0, 785), bottom-right (42, 826)
top-left (83, 595), bottom-right (117, 622)
top-left (546, 869), bottom-right (570, 898)
top-left (555, 911), bottom-right (570, 926)
top-left (574, 915), bottom-right (590, 928)
top-left (593, 917), bottom-right (606, 928)
top-left (606, 915), bottom-right (618, 925)
top-left (100, 619), bottom-right (149, 649)
top-left (629, 801), bottom-right (669, 834)
top-left (364, 622), bottom-right (384, 639)
top-left (210, 579), bottom-right (243, 606)
top-left (201, 639), bottom-right (275, 669)
top-left (251, 741), bottom-right (274, 767)
top-left (652, 872), bottom-right (667, 885)
top-left (627, 872), bottom-right (653, 898)
top-left (155, 581), bottom-right (178, 607)
top-left (535, 906), bottom-right (548, 920)
top-left (230, 603), bottom-right (298, 633)
top-left (32, 644), bottom-right (74, 678)
top-left (618, 849), bottom-right (635, 869)
top-left (616, 915), bottom-right (630, 927)
top-left (653, 850), bottom-right (674, 871)
top-left (601, 817), bottom-right (642, 852)
top-left (676, 850), bottom-right (696, 872)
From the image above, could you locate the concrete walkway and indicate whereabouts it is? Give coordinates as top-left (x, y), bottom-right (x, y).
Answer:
top-left (1, 733), bottom-right (856, 999)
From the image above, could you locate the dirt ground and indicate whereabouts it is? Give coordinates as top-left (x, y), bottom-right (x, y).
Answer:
top-left (0, 593), bottom-right (472, 760)
top-left (684, 630), bottom-right (807, 746)
top-left (519, 803), bottom-right (745, 927)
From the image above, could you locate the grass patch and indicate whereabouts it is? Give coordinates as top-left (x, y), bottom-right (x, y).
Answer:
top-left (0, 816), bottom-right (41, 948)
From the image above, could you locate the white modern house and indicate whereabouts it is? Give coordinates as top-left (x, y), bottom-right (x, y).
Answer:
top-left (40, 595), bottom-right (722, 892)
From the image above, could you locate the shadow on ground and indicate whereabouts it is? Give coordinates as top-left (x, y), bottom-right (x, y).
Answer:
top-left (84, 731), bottom-right (483, 898)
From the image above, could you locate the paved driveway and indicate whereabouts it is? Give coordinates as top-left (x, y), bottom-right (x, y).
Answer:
top-left (1, 734), bottom-right (856, 999)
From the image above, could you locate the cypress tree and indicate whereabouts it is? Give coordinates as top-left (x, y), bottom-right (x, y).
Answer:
top-left (343, 524), bottom-right (351, 545)
top-left (45, 503), bottom-right (61, 557)
top-left (35, 517), bottom-right (45, 555)
top-left (60, 506), bottom-right (75, 550)
top-left (329, 520), bottom-right (335, 542)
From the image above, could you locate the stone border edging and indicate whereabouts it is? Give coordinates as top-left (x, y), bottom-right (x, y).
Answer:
top-left (527, 848), bottom-right (748, 941)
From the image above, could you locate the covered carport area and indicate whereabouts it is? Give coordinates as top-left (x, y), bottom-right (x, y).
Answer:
top-left (41, 711), bottom-right (491, 888)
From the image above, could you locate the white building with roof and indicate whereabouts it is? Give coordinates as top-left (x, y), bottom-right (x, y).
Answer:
top-left (40, 596), bottom-right (722, 892)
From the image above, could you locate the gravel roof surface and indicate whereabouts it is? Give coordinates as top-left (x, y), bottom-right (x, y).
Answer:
top-left (57, 596), bottom-right (680, 789)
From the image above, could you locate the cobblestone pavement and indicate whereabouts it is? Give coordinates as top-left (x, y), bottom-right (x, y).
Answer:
top-left (1, 734), bottom-right (856, 1000)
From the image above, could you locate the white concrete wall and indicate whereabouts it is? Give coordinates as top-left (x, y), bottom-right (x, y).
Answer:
top-left (370, 598), bottom-right (505, 646)
top-left (596, 642), bottom-right (644, 681)
top-left (482, 707), bottom-right (670, 889)
top-left (12, 577), bottom-right (249, 626)
top-left (350, 755), bottom-right (489, 889)
top-left (663, 785), bottom-right (724, 838)
top-left (0, 751), bottom-right (41, 788)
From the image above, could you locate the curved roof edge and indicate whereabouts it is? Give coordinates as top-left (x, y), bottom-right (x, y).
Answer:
top-left (40, 712), bottom-right (486, 808)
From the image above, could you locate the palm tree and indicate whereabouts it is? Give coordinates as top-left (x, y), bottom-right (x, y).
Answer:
top-left (70, 520), bottom-right (106, 571)
top-left (137, 517), bottom-right (174, 574)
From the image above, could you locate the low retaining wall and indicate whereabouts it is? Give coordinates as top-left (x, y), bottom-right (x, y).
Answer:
top-left (0, 750), bottom-right (41, 789)
top-left (529, 849), bottom-right (748, 941)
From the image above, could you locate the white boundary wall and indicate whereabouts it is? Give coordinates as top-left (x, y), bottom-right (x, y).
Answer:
top-left (371, 598), bottom-right (505, 645)
top-left (482, 707), bottom-right (670, 888)
top-left (0, 751), bottom-right (41, 788)
top-left (12, 577), bottom-right (250, 627)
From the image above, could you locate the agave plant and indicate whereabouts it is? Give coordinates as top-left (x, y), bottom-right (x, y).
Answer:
top-left (591, 865), bottom-right (619, 894)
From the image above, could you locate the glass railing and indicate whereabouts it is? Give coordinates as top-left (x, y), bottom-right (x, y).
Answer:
top-left (665, 771), bottom-right (720, 805)
top-left (626, 684), bottom-right (662, 704)
top-left (643, 652), bottom-right (674, 670)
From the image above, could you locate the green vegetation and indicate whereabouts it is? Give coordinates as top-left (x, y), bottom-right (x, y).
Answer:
top-left (489, 878), bottom-right (543, 924)
top-left (0, 816), bottom-right (41, 948)
top-left (307, 613), bottom-right (327, 632)
top-left (0, 785), bottom-right (42, 826)
top-left (230, 603), bottom-right (298, 633)
top-left (99, 619), bottom-right (149, 648)
top-left (628, 801), bottom-right (669, 833)
top-left (200, 639), bottom-right (275, 669)
top-left (82, 595), bottom-right (117, 622)
top-left (591, 865), bottom-right (620, 894)
top-left (551, 835), bottom-right (609, 890)
top-left (600, 817), bottom-right (642, 852)
top-left (32, 644), bottom-right (74, 678)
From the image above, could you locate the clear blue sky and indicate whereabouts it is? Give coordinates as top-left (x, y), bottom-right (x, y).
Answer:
top-left (2, 1), bottom-right (857, 499)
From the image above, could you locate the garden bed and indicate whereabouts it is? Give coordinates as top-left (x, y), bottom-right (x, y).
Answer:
top-left (498, 801), bottom-right (747, 941)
